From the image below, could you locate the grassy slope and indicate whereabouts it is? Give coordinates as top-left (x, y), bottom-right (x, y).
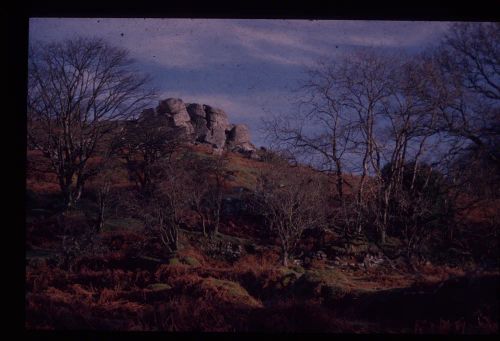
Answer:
top-left (25, 147), bottom-right (499, 333)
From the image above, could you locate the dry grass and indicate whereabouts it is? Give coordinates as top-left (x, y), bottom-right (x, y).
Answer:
top-left (25, 147), bottom-right (499, 332)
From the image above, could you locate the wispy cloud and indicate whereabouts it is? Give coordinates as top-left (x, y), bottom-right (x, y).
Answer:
top-left (29, 18), bottom-right (454, 147)
top-left (29, 18), bottom-right (452, 70)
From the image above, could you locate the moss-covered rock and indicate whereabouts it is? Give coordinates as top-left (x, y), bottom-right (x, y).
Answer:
top-left (203, 277), bottom-right (262, 308)
top-left (292, 269), bottom-right (352, 301)
top-left (181, 256), bottom-right (201, 267)
top-left (168, 258), bottom-right (182, 266)
top-left (290, 264), bottom-right (306, 274)
top-left (147, 283), bottom-right (172, 291)
top-left (276, 272), bottom-right (299, 290)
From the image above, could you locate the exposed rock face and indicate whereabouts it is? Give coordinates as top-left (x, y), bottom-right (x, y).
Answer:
top-left (227, 124), bottom-right (254, 152)
top-left (156, 98), bottom-right (194, 136)
top-left (140, 97), bottom-right (257, 155)
top-left (204, 105), bottom-right (230, 149)
top-left (186, 103), bottom-right (209, 142)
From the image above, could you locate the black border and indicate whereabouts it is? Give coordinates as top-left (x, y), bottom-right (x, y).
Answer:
top-left (12, 0), bottom-right (500, 20)
top-left (9, 0), bottom-right (499, 338)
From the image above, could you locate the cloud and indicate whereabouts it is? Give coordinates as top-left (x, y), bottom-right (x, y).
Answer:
top-left (28, 18), bottom-right (455, 147)
top-left (29, 18), bottom-right (452, 71)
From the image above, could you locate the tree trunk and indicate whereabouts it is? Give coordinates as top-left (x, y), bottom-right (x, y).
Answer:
top-left (60, 179), bottom-right (85, 211)
top-left (282, 250), bottom-right (289, 267)
top-left (213, 219), bottom-right (219, 235)
top-left (336, 162), bottom-right (344, 204)
top-left (63, 188), bottom-right (73, 210)
top-left (96, 191), bottom-right (106, 233)
top-left (74, 181), bottom-right (84, 203)
top-left (96, 213), bottom-right (104, 233)
top-left (211, 202), bottom-right (221, 236)
top-left (380, 227), bottom-right (386, 244)
top-left (201, 216), bottom-right (207, 236)
top-left (380, 188), bottom-right (390, 244)
top-left (63, 186), bottom-right (78, 211)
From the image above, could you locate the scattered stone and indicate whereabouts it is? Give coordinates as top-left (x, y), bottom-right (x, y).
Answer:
top-left (315, 250), bottom-right (327, 260)
top-left (362, 254), bottom-right (385, 269)
top-left (205, 239), bottom-right (243, 261)
top-left (292, 259), bottom-right (303, 267)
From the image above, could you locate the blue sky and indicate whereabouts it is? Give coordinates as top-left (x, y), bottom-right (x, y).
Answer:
top-left (29, 18), bottom-right (453, 147)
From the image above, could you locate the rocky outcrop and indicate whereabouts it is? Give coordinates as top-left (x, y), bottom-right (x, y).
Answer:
top-left (226, 124), bottom-right (259, 159)
top-left (140, 98), bottom-right (257, 155)
top-left (226, 124), bottom-right (253, 151)
top-left (186, 103), bottom-right (210, 142)
top-left (156, 98), bottom-right (194, 136)
top-left (204, 105), bottom-right (230, 149)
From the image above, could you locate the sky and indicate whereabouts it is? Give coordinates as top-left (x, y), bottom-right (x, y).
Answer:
top-left (29, 18), bottom-right (453, 147)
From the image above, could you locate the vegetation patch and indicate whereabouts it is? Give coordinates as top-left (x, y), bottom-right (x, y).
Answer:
top-left (201, 277), bottom-right (263, 308)
top-left (102, 218), bottom-right (143, 232)
top-left (181, 256), bottom-right (201, 267)
top-left (146, 283), bottom-right (172, 291)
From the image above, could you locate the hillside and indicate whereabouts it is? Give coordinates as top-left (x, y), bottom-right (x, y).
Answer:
top-left (25, 142), bottom-right (499, 333)
top-left (24, 20), bottom-right (500, 334)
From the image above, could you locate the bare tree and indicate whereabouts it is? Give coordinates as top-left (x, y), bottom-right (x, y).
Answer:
top-left (263, 50), bottom-right (409, 240)
top-left (263, 61), bottom-right (354, 204)
top-left (87, 156), bottom-right (126, 234)
top-left (117, 112), bottom-right (186, 195)
top-left (27, 37), bottom-right (155, 209)
top-left (141, 153), bottom-right (193, 257)
top-left (204, 152), bottom-right (229, 236)
top-left (94, 172), bottom-right (111, 234)
top-left (381, 162), bottom-right (452, 267)
top-left (370, 57), bottom-right (442, 244)
top-left (185, 156), bottom-right (213, 236)
top-left (429, 23), bottom-right (499, 166)
top-left (441, 22), bottom-right (500, 102)
top-left (185, 152), bottom-right (229, 237)
top-left (260, 24), bottom-right (498, 267)
top-left (407, 22), bottom-right (500, 210)
top-left (254, 158), bottom-right (327, 266)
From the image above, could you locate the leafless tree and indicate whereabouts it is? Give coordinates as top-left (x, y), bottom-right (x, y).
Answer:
top-left (264, 50), bottom-right (417, 241)
top-left (94, 174), bottom-right (111, 234)
top-left (141, 154), bottom-right (193, 257)
top-left (263, 61), bottom-right (354, 204)
top-left (90, 157), bottom-right (124, 233)
top-left (185, 156), bottom-right (213, 236)
top-left (441, 22), bottom-right (500, 102)
top-left (429, 23), bottom-right (499, 166)
top-left (382, 162), bottom-right (452, 267)
top-left (27, 37), bottom-right (155, 209)
top-left (204, 152), bottom-right (229, 236)
top-left (406, 22), bottom-right (500, 210)
top-left (183, 152), bottom-right (229, 236)
top-left (370, 57), bottom-right (443, 244)
top-left (117, 112), bottom-right (186, 195)
top-left (254, 158), bottom-right (327, 266)
top-left (260, 24), bottom-right (498, 268)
